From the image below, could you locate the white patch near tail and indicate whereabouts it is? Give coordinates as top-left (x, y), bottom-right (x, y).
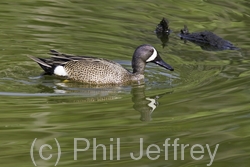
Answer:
top-left (146, 48), bottom-right (157, 62)
top-left (54, 66), bottom-right (68, 76)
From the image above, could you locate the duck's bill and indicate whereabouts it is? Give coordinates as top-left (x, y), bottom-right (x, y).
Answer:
top-left (152, 55), bottom-right (174, 71)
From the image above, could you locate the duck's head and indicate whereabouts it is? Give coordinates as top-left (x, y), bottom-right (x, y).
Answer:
top-left (132, 44), bottom-right (174, 74)
top-left (180, 25), bottom-right (189, 35)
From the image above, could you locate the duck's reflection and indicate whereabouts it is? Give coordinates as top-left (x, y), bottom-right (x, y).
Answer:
top-left (131, 85), bottom-right (172, 121)
top-left (131, 86), bottom-right (158, 121)
top-left (37, 80), bottom-right (172, 121)
top-left (36, 80), bottom-right (123, 101)
top-left (156, 33), bottom-right (170, 48)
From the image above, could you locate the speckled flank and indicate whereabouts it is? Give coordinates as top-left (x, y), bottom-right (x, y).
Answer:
top-left (64, 59), bottom-right (134, 84)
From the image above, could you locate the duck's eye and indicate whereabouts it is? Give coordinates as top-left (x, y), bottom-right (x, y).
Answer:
top-left (150, 49), bottom-right (154, 54)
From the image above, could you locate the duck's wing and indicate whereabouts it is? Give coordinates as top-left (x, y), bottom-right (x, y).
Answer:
top-left (49, 50), bottom-right (124, 67)
top-left (49, 49), bottom-right (96, 61)
top-left (28, 50), bottom-right (127, 75)
top-left (27, 50), bottom-right (93, 75)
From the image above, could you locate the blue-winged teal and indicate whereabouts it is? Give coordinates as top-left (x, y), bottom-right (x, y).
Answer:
top-left (28, 44), bottom-right (174, 85)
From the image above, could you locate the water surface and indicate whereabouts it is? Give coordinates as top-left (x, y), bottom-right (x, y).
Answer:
top-left (0, 0), bottom-right (250, 167)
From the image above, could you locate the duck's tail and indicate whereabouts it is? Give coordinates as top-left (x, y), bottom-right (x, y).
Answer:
top-left (27, 55), bottom-right (55, 75)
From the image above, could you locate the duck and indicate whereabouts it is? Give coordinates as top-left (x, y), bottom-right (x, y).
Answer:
top-left (155, 18), bottom-right (171, 48)
top-left (28, 44), bottom-right (174, 85)
top-left (179, 25), bottom-right (239, 51)
top-left (155, 17), bottom-right (171, 35)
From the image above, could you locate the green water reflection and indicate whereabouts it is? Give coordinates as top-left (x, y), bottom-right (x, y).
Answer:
top-left (0, 0), bottom-right (250, 167)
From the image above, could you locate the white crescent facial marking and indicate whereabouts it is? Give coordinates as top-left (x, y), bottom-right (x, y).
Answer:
top-left (146, 48), bottom-right (157, 62)
top-left (54, 65), bottom-right (68, 76)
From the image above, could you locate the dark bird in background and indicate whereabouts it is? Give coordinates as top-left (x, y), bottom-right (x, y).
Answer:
top-left (179, 25), bottom-right (239, 51)
top-left (155, 18), bottom-right (171, 48)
